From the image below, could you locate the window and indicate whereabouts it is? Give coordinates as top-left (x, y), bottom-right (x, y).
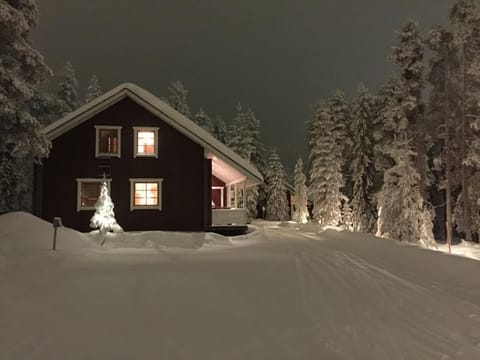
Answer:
top-left (76, 178), bottom-right (111, 211)
top-left (133, 127), bottom-right (159, 157)
top-left (129, 178), bottom-right (163, 210)
top-left (95, 126), bottom-right (121, 157)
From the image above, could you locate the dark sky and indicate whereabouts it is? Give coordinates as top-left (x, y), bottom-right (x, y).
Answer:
top-left (33, 0), bottom-right (452, 172)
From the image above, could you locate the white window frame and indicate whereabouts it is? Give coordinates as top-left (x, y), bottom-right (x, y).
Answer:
top-left (129, 178), bottom-right (163, 210)
top-left (76, 178), bottom-right (112, 211)
top-left (212, 186), bottom-right (224, 208)
top-left (95, 126), bottom-right (122, 158)
top-left (133, 127), bottom-right (159, 158)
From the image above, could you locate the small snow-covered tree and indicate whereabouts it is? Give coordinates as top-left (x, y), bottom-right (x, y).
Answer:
top-left (194, 108), bottom-right (215, 133)
top-left (292, 157), bottom-right (308, 223)
top-left (265, 150), bottom-right (289, 221)
top-left (166, 81), bottom-right (192, 118)
top-left (350, 84), bottom-right (377, 233)
top-left (0, 0), bottom-right (52, 212)
top-left (55, 61), bottom-right (80, 116)
top-left (85, 74), bottom-right (102, 103)
top-left (90, 182), bottom-right (123, 241)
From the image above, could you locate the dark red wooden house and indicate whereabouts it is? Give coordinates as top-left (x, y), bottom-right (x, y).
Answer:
top-left (33, 83), bottom-right (263, 233)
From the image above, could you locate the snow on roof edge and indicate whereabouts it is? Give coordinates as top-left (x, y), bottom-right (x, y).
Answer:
top-left (42, 82), bottom-right (263, 185)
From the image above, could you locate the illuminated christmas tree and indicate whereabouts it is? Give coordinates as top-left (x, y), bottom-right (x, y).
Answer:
top-left (90, 182), bottom-right (123, 242)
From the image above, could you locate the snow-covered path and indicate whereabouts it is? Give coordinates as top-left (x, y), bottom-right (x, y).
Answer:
top-left (1, 216), bottom-right (480, 359)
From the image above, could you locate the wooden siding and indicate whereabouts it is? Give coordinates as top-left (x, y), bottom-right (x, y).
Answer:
top-left (35, 98), bottom-right (208, 232)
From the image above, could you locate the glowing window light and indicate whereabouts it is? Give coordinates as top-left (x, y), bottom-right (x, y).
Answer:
top-left (137, 131), bottom-right (155, 155)
top-left (134, 182), bottom-right (159, 206)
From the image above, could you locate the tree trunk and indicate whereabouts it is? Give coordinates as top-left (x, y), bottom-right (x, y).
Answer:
top-left (444, 59), bottom-right (453, 252)
top-left (415, 108), bottom-right (428, 200)
top-left (461, 46), bottom-right (472, 242)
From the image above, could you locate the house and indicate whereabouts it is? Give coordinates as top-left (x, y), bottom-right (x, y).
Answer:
top-left (33, 83), bottom-right (263, 234)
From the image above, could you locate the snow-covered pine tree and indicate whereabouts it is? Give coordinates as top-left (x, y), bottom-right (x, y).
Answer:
top-left (228, 103), bottom-right (256, 160)
top-left (330, 90), bottom-right (352, 197)
top-left (227, 103), bottom-right (263, 218)
top-left (55, 61), bottom-right (80, 116)
top-left (376, 79), bottom-right (435, 247)
top-left (449, 0), bottom-right (480, 241)
top-left (350, 83), bottom-right (377, 233)
top-left (426, 26), bottom-right (460, 246)
top-left (85, 74), bottom-right (102, 103)
top-left (0, 0), bottom-right (52, 213)
top-left (212, 114), bottom-right (228, 143)
top-left (308, 99), bottom-right (344, 227)
top-left (90, 182), bottom-right (123, 242)
top-left (29, 90), bottom-right (56, 125)
top-left (377, 140), bottom-right (436, 247)
top-left (166, 81), bottom-right (192, 118)
top-left (292, 157), bottom-right (309, 223)
top-left (265, 149), bottom-right (290, 221)
top-left (194, 108), bottom-right (215, 133)
top-left (391, 19), bottom-right (429, 199)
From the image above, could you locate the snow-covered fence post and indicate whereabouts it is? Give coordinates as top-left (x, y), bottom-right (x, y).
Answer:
top-left (52, 217), bottom-right (63, 250)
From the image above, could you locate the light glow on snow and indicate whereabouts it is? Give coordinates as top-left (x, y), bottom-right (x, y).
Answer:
top-left (1, 212), bottom-right (480, 360)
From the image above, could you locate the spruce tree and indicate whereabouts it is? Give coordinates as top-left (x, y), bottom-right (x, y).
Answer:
top-left (227, 103), bottom-right (259, 160)
top-left (308, 99), bottom-right (344, 226)
top-left (391, 19), bottom-right (429, 199)
top-left (55, 61), bottom-right (80, 116)
top-left (265, 150), bottom-right (289, 221)
top-left (90, 182), bottom-right (123, 242)
top-left (350, 84), bottom-right (377, 233)
top-left (85, 74), bottom-right (102, 103)
top-left (377, 141), bottom-right (435, 247)
top-left (0, 0), bottom-right (52, 213)
top-left (29, 90), bottom-right (56, 125)
top-left (293, 157), bottom-right (309, 223)
top-left (166, 81), bottom-right (192, 118)
top-left (227, 103), bottom-right (263, 218)
top-left (376, 79), bottom-right (435, 247)
top-left (427, 26), bottom-right (460, 246)
top-left (449, 0), bottom-right (480, 241)
top-left (212, 114), bottom-right (228, 143)
top-left (194, 108), bottom-right (215, 133)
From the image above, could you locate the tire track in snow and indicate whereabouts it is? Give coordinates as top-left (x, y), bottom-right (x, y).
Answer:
top-left (263, 226), bottom-right (480, 359)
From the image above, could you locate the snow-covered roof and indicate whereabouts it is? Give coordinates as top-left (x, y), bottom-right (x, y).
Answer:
top-left (43, 83), bottom-right (263, 186)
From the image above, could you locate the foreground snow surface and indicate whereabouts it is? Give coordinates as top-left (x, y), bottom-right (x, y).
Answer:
top-left (1, 213), bottom-right (480, 359)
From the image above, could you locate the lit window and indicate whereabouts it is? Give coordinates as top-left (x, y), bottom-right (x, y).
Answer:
top-left (129, 178), bottom-right (163, 210)
top-left (76, 178), bottom-right (111, 211)
top-left (95, 126), bottom-right (121, 157)
top-left (134, 127), bottom-right (159, 157)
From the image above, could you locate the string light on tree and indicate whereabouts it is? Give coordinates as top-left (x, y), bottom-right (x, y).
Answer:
top-left (90, 181), bottom-right (123, 243)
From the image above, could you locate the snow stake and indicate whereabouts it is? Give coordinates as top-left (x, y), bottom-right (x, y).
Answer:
top-left (52, 217), bottom-right (63, 251)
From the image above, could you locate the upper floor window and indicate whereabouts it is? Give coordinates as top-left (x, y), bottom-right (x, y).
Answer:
top-left (95, 126), bottom-right (121, 157)
top-left (133, 127), bottom-right (158, 158)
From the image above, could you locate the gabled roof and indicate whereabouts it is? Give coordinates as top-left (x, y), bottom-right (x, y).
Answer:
top-left (43, 83), bottom-right (263, 185)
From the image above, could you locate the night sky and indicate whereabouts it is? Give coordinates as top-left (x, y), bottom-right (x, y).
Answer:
top-left (33, 0), bottom-right (452, 172)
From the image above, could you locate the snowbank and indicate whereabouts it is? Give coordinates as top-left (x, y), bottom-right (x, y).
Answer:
top-left (1, 214), bottom-right (480, 359)
top-left (0, 211), bottom-right (94, 252)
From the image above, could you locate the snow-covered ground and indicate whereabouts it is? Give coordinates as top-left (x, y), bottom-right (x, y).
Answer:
top-left (1, 212), bottom-right (480, 359)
